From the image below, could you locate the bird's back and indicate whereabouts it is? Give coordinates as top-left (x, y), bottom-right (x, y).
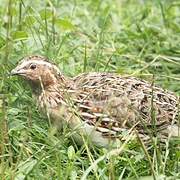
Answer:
top-left (71, 72), bottom-right (179, 139)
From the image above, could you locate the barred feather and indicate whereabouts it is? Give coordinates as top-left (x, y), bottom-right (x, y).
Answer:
top-left (11, 56), bottom-right (180, 147)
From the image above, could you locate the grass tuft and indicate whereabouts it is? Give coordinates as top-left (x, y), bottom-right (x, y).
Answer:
top-left (0, 0), bottom-right (179, 179)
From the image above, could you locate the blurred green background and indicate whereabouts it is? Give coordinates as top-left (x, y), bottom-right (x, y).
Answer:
top-left (0, 0), bottom-right (179, 179)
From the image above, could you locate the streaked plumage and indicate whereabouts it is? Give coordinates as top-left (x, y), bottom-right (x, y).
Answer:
top-left (11, 55), bottom-right (179, 147)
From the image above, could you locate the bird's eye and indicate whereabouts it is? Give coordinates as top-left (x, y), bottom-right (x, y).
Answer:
top-left (30, 64), bottom-right (37, 70)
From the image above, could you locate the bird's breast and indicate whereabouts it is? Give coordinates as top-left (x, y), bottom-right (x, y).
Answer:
top-left (34, 90), bottom-right (69, 129)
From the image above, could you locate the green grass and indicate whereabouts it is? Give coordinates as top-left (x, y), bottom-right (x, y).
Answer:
top-left (0, 0), bottom-right (180, 179)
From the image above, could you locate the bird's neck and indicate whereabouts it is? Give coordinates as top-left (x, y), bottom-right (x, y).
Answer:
top-left (29, 74), bottom-right (70, 95)
top-left (44, 75), bottom-right (74, 94)
top-left (31, 75), bottom-right (75, 108)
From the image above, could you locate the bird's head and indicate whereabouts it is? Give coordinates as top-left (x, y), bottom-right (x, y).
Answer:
top-left (11, 55), bottom-right (62, 89)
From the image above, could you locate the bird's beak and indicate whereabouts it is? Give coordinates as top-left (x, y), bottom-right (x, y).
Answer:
top-left (10, 68), bottom-right (26, 76)
top-left (10, 68), bottom-right (19, 76)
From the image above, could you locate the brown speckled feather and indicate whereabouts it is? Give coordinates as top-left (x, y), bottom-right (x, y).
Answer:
top-left (69, 73), bottom-right (178, 138)
top-left (11, 56), bottom-right (179, 147)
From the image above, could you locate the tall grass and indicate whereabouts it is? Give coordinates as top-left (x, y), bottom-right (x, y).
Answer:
top-left (0, 0), bottom-right (179, 179)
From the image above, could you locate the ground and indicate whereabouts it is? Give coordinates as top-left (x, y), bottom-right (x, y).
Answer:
top-left (0, 0), bottom-right (179, 179)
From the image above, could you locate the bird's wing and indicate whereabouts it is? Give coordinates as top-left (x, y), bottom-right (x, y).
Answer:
top-left (70, 73), bottom-right (178, 138)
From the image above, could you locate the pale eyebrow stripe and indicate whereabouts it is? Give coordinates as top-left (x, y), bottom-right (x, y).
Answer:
top-left (18, 60), bottom-right (61, 73)
top-left (20, 60), bottom-right (53, 68)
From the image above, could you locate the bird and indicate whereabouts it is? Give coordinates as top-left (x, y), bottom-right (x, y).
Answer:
top-left (10, 55), bottom-right (179, 147)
